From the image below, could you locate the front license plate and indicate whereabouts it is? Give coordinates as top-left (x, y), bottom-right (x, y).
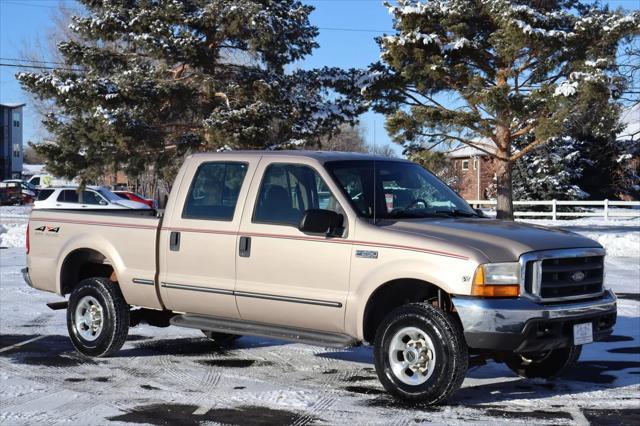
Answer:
top-left (573, 322), bottom-right (593, 345)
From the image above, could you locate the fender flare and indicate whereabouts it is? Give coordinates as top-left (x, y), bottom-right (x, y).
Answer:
top-left (55, 233), bottom-right (126, 296)
top-left (347, 257), bottom-right (475, 340)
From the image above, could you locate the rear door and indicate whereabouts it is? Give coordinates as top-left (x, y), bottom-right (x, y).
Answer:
top-left (158, 156), bottom-right (259, 318)
top-left (55, 189), bottom-right (82, 209)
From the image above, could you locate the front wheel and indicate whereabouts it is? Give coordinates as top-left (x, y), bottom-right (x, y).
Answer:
top-left (504, 345), bottom-right (582, 379)
top-left (67, 277), bottom-right (130, 357)
top-left (374, 303), bottom-right (468, 405)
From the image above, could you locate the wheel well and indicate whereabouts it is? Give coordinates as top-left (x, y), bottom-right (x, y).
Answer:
top-left (362, 279), bottom-right (450, 343)
top-left (60, 249), bottom-right (115, 295)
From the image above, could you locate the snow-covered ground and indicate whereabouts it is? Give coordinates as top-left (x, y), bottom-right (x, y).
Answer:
top-left (1, 206), bottom-right (639, 425)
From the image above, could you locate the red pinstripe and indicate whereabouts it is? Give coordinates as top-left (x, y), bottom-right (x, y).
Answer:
top-left (30, 218), bottom-right (468, 260)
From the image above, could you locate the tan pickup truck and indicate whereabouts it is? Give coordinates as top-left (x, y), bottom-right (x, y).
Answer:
top-left (24, 151), bottom-right (617, 404)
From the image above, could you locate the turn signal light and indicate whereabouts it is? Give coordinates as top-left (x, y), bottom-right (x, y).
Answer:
top-left (471, 264), bottom-right (520, 297)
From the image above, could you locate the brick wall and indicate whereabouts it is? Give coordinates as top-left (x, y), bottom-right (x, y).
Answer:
top-left (451, 156), bottom-right (496, 200)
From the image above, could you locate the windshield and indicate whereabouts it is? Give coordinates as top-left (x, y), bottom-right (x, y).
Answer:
top-left (325, 160), bottom-right (477, 220)
top-left (96, 187), bottom-right (121, 202)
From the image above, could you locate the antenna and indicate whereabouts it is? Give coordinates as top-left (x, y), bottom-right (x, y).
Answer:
top-left (373, 120), bottom-right (377, 225)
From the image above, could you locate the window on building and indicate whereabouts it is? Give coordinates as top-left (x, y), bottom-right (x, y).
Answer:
top-left (13, 143), bottom-right (21, 158)
top-left (461, 160), bottom-right (469, 171)
top-left (12, 112), bottom-right (20, 127)
top-left (473, 158), bottom-right (478, 170)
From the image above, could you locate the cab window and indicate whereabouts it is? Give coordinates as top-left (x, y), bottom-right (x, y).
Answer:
top-left (81, 190), bottom-right (104, 205)
top-left (57, 190), bottom-right (79, 203)
top-left (253, 163), bottom-right (341, 227)
top-left (182, 162), bottom-right (248, 221)
top-left (36, 189), bottom-right (55, 201)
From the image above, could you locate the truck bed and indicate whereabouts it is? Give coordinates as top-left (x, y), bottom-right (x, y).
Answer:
top-left (28, 208), bottom-right (163, 309)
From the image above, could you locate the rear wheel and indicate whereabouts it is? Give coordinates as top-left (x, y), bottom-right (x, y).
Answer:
top-left (201, 330), bottom-right (241, 346)
top-left (504, 345), bottom-right (582, 379)
top-left (374, 303), bottom-right (468, 405)
top-left (67, 277), bottom-right (129, 357)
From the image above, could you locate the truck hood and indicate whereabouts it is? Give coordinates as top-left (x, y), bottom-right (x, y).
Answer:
top-left (379, 218), bottom-right (602, 262)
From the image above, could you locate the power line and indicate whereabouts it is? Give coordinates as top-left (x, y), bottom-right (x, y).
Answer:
top-left (0, 63), bottom-right (81, 72)
top-left (318, 27), bottom-right (390, 33)
top-left (0, 57), bottom-right (68, 66)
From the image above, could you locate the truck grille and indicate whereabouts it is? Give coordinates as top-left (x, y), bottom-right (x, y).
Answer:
top-left (522, 249), bottom-right (606, 302)
top-left (539, 256), bottom-right (604, 299)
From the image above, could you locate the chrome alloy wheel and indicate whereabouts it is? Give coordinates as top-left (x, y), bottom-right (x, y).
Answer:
top-left (74, 295), bottom-right (104, 341)
top-left (388, 326), bottom-right (436, 386)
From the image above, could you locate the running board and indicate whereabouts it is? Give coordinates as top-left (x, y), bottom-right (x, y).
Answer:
top-left (171, 314), bottom-right (357, 349)
top-left (47, 301), bottom-right (68, 310)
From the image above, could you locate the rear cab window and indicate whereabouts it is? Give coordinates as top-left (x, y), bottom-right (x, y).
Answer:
top-left (182, 162), bottom-right (248, 221)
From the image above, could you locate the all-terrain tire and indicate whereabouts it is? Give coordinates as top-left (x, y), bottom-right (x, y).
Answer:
top-left (373, 303), bottom-right (468, 405)
top-left (201, 330), bottom-right (241, 346)
top-left (67, 277), bottom-right (130, 357)
top-left (504, 345), bottom-right (582, 379)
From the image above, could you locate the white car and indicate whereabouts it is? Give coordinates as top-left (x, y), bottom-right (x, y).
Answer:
top-left (33, 186), bottom-right (151, 210)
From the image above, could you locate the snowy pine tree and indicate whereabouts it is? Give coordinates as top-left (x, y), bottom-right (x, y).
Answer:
top-left (18, 0), bottom-right (365, 183)
top-left (363, 0), bottom-right (639, 219)
top-left (510, 97), bottom-right (628, 200)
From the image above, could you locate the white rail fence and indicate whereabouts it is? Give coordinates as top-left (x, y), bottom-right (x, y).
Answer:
top-left (466, 199), bottom-right (640, 221)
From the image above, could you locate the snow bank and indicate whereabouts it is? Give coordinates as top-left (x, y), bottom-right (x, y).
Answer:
top-left (0, 223), bottom-right (27, 249)
top-left (583, 232), bottom-right (640, 257)
top-left (522, 217), bottom-right (640, 258)
top-left (0, 206), bottom-right (31, 218)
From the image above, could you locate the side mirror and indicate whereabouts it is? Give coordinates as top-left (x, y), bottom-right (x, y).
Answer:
top-left (99, 200), bottom-right (108, 206)
top-left (474, 208), bottom-right (486, 217)
top-left (299, 209), bottom-right (344, 236)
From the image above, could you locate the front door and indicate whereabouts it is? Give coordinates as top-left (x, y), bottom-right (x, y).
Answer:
top-left (235, 160), bottom-right (352, 333)
top-left (159, 158), bottom-right (257, 318)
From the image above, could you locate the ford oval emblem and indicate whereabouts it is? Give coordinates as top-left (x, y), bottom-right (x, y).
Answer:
top-left (571, 271), bottom-right (586, 282)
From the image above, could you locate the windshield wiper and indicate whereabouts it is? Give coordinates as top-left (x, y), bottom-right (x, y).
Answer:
top-left (432, 209), bottom-right (478, 217)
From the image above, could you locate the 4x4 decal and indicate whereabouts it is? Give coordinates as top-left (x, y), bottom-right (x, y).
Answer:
top-left (35, 226), bottom-right (60, 233)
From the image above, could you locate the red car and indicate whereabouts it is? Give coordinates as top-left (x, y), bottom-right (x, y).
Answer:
top-left (113, 191), bottom-right (156, 209)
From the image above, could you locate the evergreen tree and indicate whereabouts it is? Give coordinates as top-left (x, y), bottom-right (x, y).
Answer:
top-left (510, 97), bottom-right (632, 201)
top-left (18, 0), bottom-right (364, 183)
top-left (363, 0), bottom-right (639, 219)
top-left (405, 147), bottom-right (460, 188)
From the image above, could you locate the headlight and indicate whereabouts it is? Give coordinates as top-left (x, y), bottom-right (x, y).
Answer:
top-left (471, 262), bottom-right (520, 297)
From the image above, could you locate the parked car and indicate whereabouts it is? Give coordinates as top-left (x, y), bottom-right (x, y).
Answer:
top-left (23, 151), bottom-right (615, 404)
top-left (27, 174), bottom-right (77, 189)
top-left (33, 186), bottom-right (151, 210)
top-left (1, 179), bottom-right (37, 204)
top-left (0, 182), bottom-right (23, 205)
top-left (113, 190), bottom-right (156, 209)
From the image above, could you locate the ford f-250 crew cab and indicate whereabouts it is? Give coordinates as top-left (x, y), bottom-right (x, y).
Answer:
top-left (24, 151), bottom-right (617, 404)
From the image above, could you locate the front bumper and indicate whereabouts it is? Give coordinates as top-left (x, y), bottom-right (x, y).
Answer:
top-left (453, 290), bottom-right (617, 353)
top-left (22, 267), bottom-right (33, 288)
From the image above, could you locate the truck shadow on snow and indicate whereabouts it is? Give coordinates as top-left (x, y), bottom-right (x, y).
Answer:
top-left (318, 314), bottom-right (640, 405)
top-left (2, 313), bottom-right (638, 407)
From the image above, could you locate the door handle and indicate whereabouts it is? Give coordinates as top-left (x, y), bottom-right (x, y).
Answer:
top-left (170, 231), bottom-right (180, 251)
top-left (239, 236), bottom-right (251, 257)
